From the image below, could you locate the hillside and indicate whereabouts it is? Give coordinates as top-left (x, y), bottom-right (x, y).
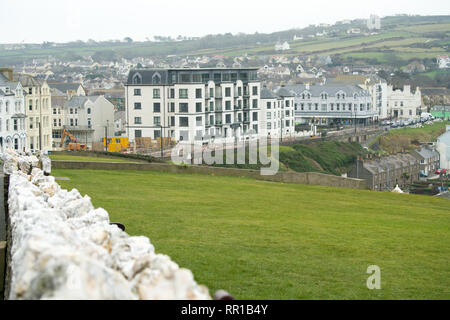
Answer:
top-left (1, 15), bottom-right (449, 69)
top-left (53, 168), bottom-right (450, 299)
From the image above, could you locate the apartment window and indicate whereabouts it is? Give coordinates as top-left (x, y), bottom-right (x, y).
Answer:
top-left (13, 119), bottom-right (18, 131)
top-left (70, 108), bottom-right (73, 114)
top-left (238, 87), bottom-right (242, 96)
top-left (28, 88), bottom-right (32, 94)
top-left (170, 116), bottom-right (175, 126)
top-left (267, 122), bottom-right (272, 130)
top-left (75, 108), bottom-right (78, 114)
top-left (300, 103), bottom-right (304, 111)
top-left (252, 99), bottom-right (258, 108)
top-left (222, 73), bottom-right (230, 82)
top-left (70, 119), bottom-right (74, 126)
top-left (154, 116), bottom-right (160, 125)
top-left (195, 88), bottom-right (202, 99)
top-left (53, 108), bottom-right (57, 115)
top-left (87, 118), bottom-right (91, 128)
top-left (330, 103), bottom-right (334, 111)
top-left (87, 108), bottom-right (91, 114)
top-left (193, 74), bottom-right (201, 82)
top-left (409, 110), bottom-right (412, 116)
top-left (28, 100), bottom-right (32, 111)
top-left (360, 104), bottom-right (363, 111)
top-left (308, 103), bottom-right (312, 110)
top-left (267, 112), bottom-right (271, 120)
top-left (336, 103), bottom-right (340, 111)
top-left (153, 89), bottom-right (160, 99)
top-left (196, 102), bottom-right (202, 113)
top-left (202, 73), bottom-right (210, 82)
top-left (266, 101), bottom-right (271, 109)
top-left (196, 116), bottom-right (202, 126)
top-left (180, 74), bottom-right (191, 82)
top-left (179, 88), bottom-right (188, 99)
top-left (134, 89), bottom-right (141, 96)
top-left (179, 103), bottom-right (189, 113)
top-left (135, 130), bottom-right (142, 138)
top-left (315, 103), bottom-right (318, 111)
top-left (75, 119), bottom-right (78, 126)
top-left (170, 102), bottom-right (175, 112)
top-left (179, 117), bottom-right (189, 127)
top-left (213, 73), bottom-right (221, 82)
top-left (252, 86), bottom-right (258, 96)
top-left (53, 119), bottom-right (57, 127)
top-left (170, 88), bottom-right (175, 98)
top-left (153, 103), bottom-right (161, 113)
top-left (225, 87), bottom-right (231, 97)
top-left (400, 101), bottom-right (404, 107)
top-left (225, 101), bottom-right (231, 110)
top-left (252, 112), bottom-right (258, 121)
top-left (225, 114), bottom-right (231, 124)
top-left (134, 102), bottom-right (142, 110)
top-left (209, 88), bottom-right (214, 98)
top-left (134, 117), bottom-right (142, 124)
top-left (348, 103), bottom-right (352, 111)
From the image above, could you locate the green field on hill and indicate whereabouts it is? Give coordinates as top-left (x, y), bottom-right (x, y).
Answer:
top-left (52, 168), bottom-right (450, 299)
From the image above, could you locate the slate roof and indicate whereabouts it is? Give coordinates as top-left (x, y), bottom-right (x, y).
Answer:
top-left (282, 84), bottom-right (371, 98)
top-left (260, 87), bottom-right (278, 99)
top-left (362, 153), bottom-right (418, 175)
top-left (413, 147), bottom-right (439, 160)
top-left (48, 82), bottom-right (83, 93)
top-left (12, 73), bottom-right (43, 87)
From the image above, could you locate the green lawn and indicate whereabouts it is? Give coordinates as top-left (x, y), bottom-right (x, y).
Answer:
top-left (49, 155), bottom-right (141, 163)
top-left (52, 169), bottom-right (450, 299)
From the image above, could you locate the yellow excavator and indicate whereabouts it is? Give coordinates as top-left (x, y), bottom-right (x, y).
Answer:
top-left (60, 129), bottom-right (87, 151)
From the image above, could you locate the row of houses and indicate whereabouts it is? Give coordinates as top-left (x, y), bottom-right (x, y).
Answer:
top-left (0, 68), bottom-right (117, 153)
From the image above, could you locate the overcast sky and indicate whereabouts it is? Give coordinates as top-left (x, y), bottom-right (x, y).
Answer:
top-left (1, 0), bottom-right (449, 44)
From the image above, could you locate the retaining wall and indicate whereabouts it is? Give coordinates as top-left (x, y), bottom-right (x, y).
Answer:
top-left (52, 161), bottom-right (367, 190)
top-left (1, 150), bottom-right (211, 300)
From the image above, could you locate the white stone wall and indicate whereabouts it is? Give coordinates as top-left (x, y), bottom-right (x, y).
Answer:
top-left (2, 150), bottom-right (211, 300)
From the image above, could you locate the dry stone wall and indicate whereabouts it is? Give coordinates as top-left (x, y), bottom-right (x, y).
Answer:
top-left (1, 150), bottom-right (211, 300)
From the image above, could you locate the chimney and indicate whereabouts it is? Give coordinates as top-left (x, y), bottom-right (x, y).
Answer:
top-left (0, 67), bottom-right (13, 81)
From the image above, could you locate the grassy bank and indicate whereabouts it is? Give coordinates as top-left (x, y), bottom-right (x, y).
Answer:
top-left (52, 169), bottom-right (450, 299)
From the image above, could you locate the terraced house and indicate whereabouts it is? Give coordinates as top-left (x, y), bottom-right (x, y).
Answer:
top-left (12, 71), bottom-right (53, 151)
top-left (0, 68), bottom-right (27, 151)
top-left (286, 84), bottom-right (378, 126)
top-left (125, 68), bottom-right (263, 143)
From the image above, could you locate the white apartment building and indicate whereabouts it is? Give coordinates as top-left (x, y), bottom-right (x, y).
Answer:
top-left (286, 84), bottom-right (378, 126)
top-left (13, 72), bottom-right (53, 151)
top-left (260, 86), bottom-right (296, 138)
top-left (0, 69), bottom-right (27, 152)
top-left (63, 95), bottom-right (115, 148)
top-left (387, 85), bottom-right (422, 120)
top-left (125, 68), bottom-right (263, 144)
top-left (360, 75), bottom-right (388, 119)
top-left (367, 15), bottom-right (381, 30)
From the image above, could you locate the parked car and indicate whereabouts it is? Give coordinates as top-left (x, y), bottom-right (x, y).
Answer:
top-left (435, 169), bottom-right (447, 175)
top-left (420, 171), bottom-right (428, 177)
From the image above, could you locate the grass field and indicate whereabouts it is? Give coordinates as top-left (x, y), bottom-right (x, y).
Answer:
top-left (49, 154), bottom-right (142, 163)
top-left (52, 168), bottom-right (450, 299)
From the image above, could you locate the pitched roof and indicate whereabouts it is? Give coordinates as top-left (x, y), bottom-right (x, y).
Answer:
top-left (48, 82), bottom-right (83, 93)
top-left (12, 73), bottom-right (43, 87)
top-left (282, 84), bottom-right (371, 97)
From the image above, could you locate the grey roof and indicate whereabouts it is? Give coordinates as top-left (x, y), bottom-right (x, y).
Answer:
top-left (282, 84), bottom-right (371, 98)
top-left (362, 153), bottom-right (418, 174)
top-left (65, 95), bottom-right (102, 108)
top-left (260, 87), bottom-right (278, 99)
top-left (413, 147), bottom-right (439, 160)
top-left (12, 73), bottom-right (43, 87)
top-left (276, 87), bottom-right (295, 97)
top-left (48, 82), bottom-right (83, 93)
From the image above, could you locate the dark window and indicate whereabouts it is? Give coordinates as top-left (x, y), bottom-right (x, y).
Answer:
top-left (225, 87), bottom-right (231, 97)
top-left (252, 112), bottom-right (258, 121)
top-left (134, 89), bottom-right (141, 96)
top-left (252, 99), bottom-right (258, 108)
top-left (170, 102), bottom-right (175, 112)
top-left (170, 88), bottom-right (175, 98)
top-left (154, 130), bottom-right (161, 139)
top-left (134, 103), bottom-right (141, 110)
top-left (202, 73), bottom-right (210, 82)
top-left (135, 130), bottom-right (142, 137)
top-left (225, 114), bottom-right (231, 123)
top-left (170, 116), bottom-right (175, 126)
top-left (195, 88), bottom-right (202, 99)
top-left (153, 89), bottom-right (160, 98)
top-left (153, 103), bottom-right (161, 113)
top-left (179, 89), bottom-right (188, 99)
top-left (225, 101), bottom-right (231, 110)
top-left (180, 74), bottom-right (191, 82)
top-left (213, 73), bottom-right (221, 82)
top-left (196, 102), bottom-right (202, 113)
top-left (252, 86), bottom-right (258, 95)
top-left (179, 103), bottom-right (189, 113)
top-left (179, 117), bottom-right (189, 127)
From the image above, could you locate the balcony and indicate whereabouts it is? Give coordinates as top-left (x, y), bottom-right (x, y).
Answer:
top-left (63, 125), bottom-right (94, 132)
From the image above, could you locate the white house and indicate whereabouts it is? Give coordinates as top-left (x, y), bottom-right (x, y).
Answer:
top-left (387, 85), bottom-right (422, 120)
top-left (437, 56), bottom-right (450, 69)
top-left (436, 125), bottom-right (450, 170)
top-left (63, 95), bottom-right (115, 149)
top-left (275, 41), bottom-right (290, 51)
top-left (260, 86), bottom-right (295, 138)
top-left (0, 69), bottom-right (27, 152)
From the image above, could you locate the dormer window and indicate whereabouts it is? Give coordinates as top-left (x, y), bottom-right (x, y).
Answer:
top-left (132, 73), bottom-right (142, 84)
top-left (5, 87), bottom-right (10, 94)
top-left (152, 73), bottom-right (161, 84)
